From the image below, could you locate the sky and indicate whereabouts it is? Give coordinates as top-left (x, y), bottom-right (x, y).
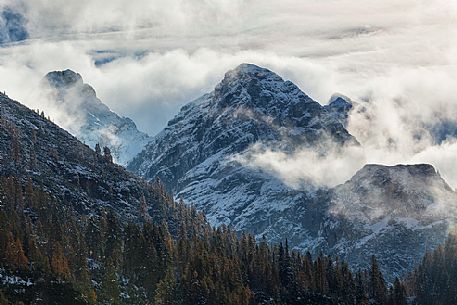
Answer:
top-left (1, 0), bottom-right (457, 187)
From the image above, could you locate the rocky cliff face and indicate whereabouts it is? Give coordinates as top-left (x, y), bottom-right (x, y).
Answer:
top-left (41, 69), bottom-right (151, 166)
top-left (128, 64), bottom-right (457, 280)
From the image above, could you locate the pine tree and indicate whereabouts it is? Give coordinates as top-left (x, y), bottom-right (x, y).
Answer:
top-left (370, 256), bottom-right (387, 304)
top-left (154, 267), bottom-right (179, 305)
top-left (0, 291), bottom-right (9, 305)
top-left (4, 232), bottom-right (28, 270)
top-left (392, 278), bottom-right (407, 305)
top-left (50, 241), bottom-right (71, 280)
top-left (100, 258), bottom-right (120, 305)
top-left (103, 146), bottom-right (113, 163)
top-left (139, 194), bottom-right (151, 223)
top-left (104, 211), bottom-right (122, 266)
top-left (95, 143), bottom-right (101, 155)
top-left (87, 289), bottom-right (97, 304)
top-left (27, 234), bottom-right (50, 272)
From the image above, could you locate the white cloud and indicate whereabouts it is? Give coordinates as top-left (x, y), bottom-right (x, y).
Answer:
top-left (234, 142), bottom-right (367, 188)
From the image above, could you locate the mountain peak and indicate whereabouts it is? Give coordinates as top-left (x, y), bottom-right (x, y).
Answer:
top-left (44, 69), bottom-right (83, 89)
top-left (347, 163), bottom-right (450, 193)
top-left (359, 163), bottom-right (439, 179)
top-left (218, 63), bottom-right (283, 88)
top-left (328, 162), bottom-right (457, 279)
top-left (332, 163), bottom-right (454, 221)
top-left (212, 63), bottom-right (328, 128)
top-left (324, 94), bottom-right (353, 127)
top-left (230, 63), bottom-right (277, 77)
top-left (328, 93), bottom-right (352, 108)
top-left (130, 63), bottom-right (356, 182)
top-left (40, 69), bottom-right (151, 166)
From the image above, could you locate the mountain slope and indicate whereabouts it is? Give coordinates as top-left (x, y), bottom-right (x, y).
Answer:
top-left (41, 69), bottom-right (151, 166)
top-left (0, 91), bottom-right (170, 223)
top-left (128, 63), bottom-right (354, 236)
top-left (128, 63), bottom-right (457, 280)
top-left (321, 164), bottom-right (457, 280)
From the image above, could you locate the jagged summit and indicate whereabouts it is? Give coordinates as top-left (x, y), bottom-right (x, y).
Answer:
top-left (218, 63), bottom-right (285, 86)
top-left (40, 69), bottom-right (151, 165)
top-left (129, 63), bottom-right (355, 186)
top-left (359, 163), bottom-right (438, 178)
top-left (43, 69), bottom-right (100, 110)
top-left (45, 69), bottom-right (83, 88)
top-left (213, 63), bottom-right (320, 123)
top-left (333, 163), bottom-right (455, 219)
top-left (326, 162), bottom-right (457, 279)
top-left (327, 94), bottom-right (352, 112)
top-left (228, 63), bottom-right (272, 75)
top-left (324, 94), bottom-right (353, 127)
top-left (347, 163), bottom-right (451, 194)
top-left (211, 63), bottom-right (357, 139)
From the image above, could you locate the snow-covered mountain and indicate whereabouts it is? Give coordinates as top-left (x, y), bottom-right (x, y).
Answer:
top-left (128, 63), bottom-right (457, 280)
top-left (322, 164), bottom-right (457, 280)
top-left (127, 63), bottom-right (354, 230)
top-left (41, 69), bottom-right (151, 165)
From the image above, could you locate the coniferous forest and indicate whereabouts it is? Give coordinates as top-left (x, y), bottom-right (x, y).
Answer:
top-left (0, 175), bottom-right (410, 305)
top-left (1, 174), bottom-right (455, 305)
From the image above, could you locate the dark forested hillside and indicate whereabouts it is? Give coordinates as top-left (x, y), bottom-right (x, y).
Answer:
top-left (0, 176), bottom-right (408, 305)
top-left (406, 232), bottom-right (457, 305)
top-left (0, 93), bottom-right (412, 304)
top-left (0, 91), bottom-right (180, 226)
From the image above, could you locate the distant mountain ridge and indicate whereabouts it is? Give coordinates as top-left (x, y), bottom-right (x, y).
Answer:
top-left (42, 69), bottom-right (151, 165)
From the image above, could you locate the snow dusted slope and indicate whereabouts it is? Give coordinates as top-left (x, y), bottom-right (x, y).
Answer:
top-left (128, 63), bottom-right (354, 243)
top-left (128, 63), bottom-right (457, 280)
top-left (320, 164), bottom-right (457, 280)
top-left (323, 94), bottom-right (353, 128)
top-left (42, 70), bottom-right (151, 165)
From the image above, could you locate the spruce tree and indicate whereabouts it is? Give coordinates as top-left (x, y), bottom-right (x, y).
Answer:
top-left (370, 256), bottom-right (387, 304)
